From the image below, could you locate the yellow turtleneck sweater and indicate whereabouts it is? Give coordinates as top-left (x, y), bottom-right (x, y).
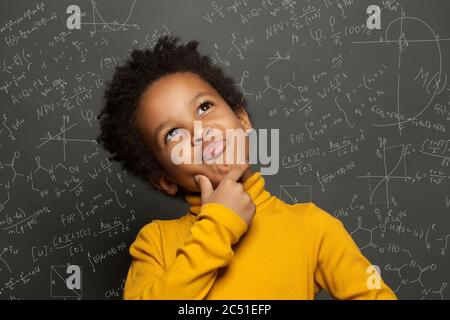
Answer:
top-left (123, 171), bottom-right (397, 300)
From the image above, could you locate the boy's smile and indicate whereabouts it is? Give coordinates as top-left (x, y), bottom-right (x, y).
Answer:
top-left (132, 71), bottom-right (253, 196)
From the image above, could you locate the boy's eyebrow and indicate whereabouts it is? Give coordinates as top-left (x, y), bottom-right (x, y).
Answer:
top-left (153, 91), bottom-right (212, 141)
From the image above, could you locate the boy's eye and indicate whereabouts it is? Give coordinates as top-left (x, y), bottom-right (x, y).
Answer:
top-left (198, 100), bottom-right (213, 116)
top-left (165, 128), bottom-right (181, 142)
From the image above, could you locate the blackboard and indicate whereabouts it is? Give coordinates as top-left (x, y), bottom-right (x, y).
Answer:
top-left (0, 0), bottom-right (449, 300)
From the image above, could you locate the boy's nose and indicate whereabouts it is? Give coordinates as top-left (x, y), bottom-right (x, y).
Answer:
top-left (192, 127), bottom-right (213, 145)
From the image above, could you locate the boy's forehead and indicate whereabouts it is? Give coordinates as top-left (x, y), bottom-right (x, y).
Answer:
top-left (134, 72), bottom-right (216, 138)
top-left (140, 72), bottom-right (214, 113)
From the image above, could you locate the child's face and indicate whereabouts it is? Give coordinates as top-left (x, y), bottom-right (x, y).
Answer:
top-left (133, 71), bottom-right (253, 195)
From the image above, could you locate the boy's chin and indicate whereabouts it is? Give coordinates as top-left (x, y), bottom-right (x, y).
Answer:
top-left (206, 162), bottom-right (249, 182)
top-left (208, 162), bottom-right (243, 174)
top-left (215, 162), bottom-right (231, 175)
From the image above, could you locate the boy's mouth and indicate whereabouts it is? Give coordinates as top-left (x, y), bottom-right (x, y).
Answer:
top-left (202, 139), bottom-right (226, 162)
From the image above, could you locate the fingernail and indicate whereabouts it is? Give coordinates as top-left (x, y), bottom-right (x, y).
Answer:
top-left (194, 175), bottom-right (199, 183)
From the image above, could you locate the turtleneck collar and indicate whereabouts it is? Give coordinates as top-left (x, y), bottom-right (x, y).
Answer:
top-left (184, 171), bottom-right (274, 216)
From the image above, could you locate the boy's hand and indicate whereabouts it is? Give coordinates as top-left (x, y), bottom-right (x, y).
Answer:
top-left (195, 164), bottom-right (256, 227)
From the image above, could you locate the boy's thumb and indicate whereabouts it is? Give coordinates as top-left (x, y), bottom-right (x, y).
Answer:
top-left (195, 175), bottom-right (213, 202)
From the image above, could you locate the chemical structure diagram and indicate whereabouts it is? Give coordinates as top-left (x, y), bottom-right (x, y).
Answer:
top-left (384, 249), bottom-right (446, 300)
top-left (350, 216), bottom-right (383, 252)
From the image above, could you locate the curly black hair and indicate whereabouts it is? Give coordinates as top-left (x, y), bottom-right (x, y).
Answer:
top-left (96, 35), bottom-right (252, 199)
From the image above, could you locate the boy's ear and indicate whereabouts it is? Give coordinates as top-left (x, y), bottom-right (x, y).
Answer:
top-left (149, 173), bottom-right (179, 196)
top-left (235, 106), bottom-right (253, 131)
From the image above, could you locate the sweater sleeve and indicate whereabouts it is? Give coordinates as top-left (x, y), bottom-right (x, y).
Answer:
top-left (311, 204), bottom-right (398, 300)
top-left (123, 203), bottom-right (248, 300)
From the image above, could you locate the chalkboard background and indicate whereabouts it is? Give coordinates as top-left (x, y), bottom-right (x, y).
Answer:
top-left (0, 0), bottom-right (449, 300)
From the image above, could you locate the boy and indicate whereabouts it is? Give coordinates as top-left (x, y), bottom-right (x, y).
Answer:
top-left (97, 35), bottom-right (397, 300)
